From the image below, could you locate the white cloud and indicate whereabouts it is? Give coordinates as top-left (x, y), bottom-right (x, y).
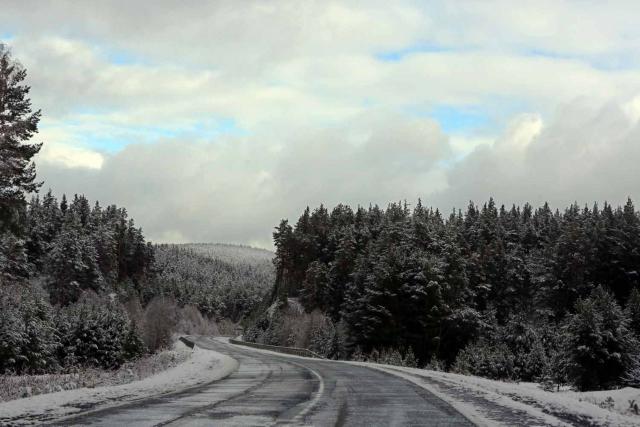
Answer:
top-left (434, 98), bottom-right (640, 210)
top-left (38, 142), bottom-right (104, 170)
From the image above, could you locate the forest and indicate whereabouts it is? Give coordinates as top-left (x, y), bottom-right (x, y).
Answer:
top-left (246, 199), bottom-right (640, 391)
top-left (151, 243), bottom-right (273, 322)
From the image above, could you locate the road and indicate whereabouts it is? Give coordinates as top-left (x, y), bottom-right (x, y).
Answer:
top-left (54, 337), bottom-right (474, 426)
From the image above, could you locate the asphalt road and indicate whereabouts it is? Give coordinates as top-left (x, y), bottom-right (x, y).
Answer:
top-left (55, 337), bottom-right (474, 427)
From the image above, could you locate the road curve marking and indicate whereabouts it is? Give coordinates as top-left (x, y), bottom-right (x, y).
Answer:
top-left (283, 364), bottom-right (325, 425)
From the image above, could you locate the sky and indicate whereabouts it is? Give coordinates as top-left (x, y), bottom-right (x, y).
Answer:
top-left (3, 0), bottom-right (640, 248)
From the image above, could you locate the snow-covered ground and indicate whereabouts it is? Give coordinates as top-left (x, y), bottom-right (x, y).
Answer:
top-left (0, 340), bottom-right (238, 426)
top-left (227, 339), bottom-right (640, 427)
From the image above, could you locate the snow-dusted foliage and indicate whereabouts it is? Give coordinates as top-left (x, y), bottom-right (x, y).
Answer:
top-left (56, 293), bottom-right (145, 369)
top-left (182, 243), bottom-right (274, 266)
top-left (245, 305), bottom-right (347, 359)
top-left (357, 347), bottom-right (418, 368)
top-left (564, 286), bottom-right (636, 391)
top-left (0, 341), bottom-right (190, 402)
top-left (149, 244), bottom-right (274, 321)
top-left (26, 192), bottom-right (154, 305)
top-left (0, 284), bottom-right (59, 374)
top-left (0, 285), bottom-right (147, 375)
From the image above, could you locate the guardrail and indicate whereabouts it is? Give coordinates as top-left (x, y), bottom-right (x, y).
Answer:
top-left (229, 338), bottom-right (324, 359)
top-left (179, 336), bottom-right (196, 348)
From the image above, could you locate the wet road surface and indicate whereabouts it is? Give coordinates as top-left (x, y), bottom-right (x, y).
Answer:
top-left (54, 337), bottom-right (474, 426)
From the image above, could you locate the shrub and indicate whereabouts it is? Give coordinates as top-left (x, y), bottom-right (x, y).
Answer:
top-left (0, 284), bottom-right (59, 374)
top-left (453, 341), bottom-right (517, 380)
top-left (360, 347), bottom-right (419, 367)
top-left (176, 305), bottom-right (219, 336)
top-left (564, 286), bottom-right (635, 391)
top-left (142, 297), bottom-right (178, 352)
top-left (56, 294), bottom-right (139, 369)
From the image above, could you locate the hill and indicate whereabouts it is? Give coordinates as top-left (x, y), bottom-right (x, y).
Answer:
top-left (150, 243), bottom-right (275, 322)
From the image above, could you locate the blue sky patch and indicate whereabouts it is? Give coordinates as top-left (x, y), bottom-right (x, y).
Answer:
top-left (106, 50), bottom-right (139, 65)
top-left (404, 104), bottom-right (491, 134)
top-left (61, 114), bottom-right (249, 154)
top-left (0, 31), bottom-right (14, 41)
top-left (428, 105), bottom-right (489, 133)
top-left (374, 43), bottom-right (452, 62)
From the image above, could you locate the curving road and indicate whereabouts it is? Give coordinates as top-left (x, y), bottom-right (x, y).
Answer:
top-left (54, 337), bottom-right (474, 426)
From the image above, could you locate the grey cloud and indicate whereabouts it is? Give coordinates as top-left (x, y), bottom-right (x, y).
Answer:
top-left (37, 112), bottom-right (450, 247)
top-left (36, 100), bottom-right (640, 248)
top-left (433, 101), bottom-right (640, 211)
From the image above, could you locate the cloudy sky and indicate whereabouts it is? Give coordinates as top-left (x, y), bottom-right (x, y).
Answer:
top-left (3, 1), bottom-right (640, 247)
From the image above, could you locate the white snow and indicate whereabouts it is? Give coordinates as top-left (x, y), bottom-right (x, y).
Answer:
top-left (0, 340), bottom-right (239, 425)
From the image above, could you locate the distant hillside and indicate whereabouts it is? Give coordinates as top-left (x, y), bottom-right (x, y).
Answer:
top-left (150, 243), bottom-right (274, 321)
top-left (181, 243), bottom-right (274, 266)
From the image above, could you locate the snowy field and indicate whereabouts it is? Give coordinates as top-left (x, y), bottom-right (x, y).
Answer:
top-left (0, 340), bottom-right (238, 425)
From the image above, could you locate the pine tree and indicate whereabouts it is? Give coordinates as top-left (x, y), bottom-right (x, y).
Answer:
top-left (0, 284), bottom-right (59, 374)
top-left (564, 286), bottom-right (635, 391)
top-left (625, 287), bottom-right (640, 338)
top-left (0, 44), bottom-right (42, 235)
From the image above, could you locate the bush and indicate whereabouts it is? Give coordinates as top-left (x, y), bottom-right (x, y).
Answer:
top-left (453, 341), bottom-right (517, 380)
top-left (360, 347), bottom-right (419, 367)
top-left (176, 305), bottom-right (219, 336)
top-left (244, 308), bottom-right (348, 359)
top-left (142, 297), bottom-right (178, 352)
top-left (0, 284), bottom-right (59, 374)
top-left (56, 294), bottom-right (141, 369)
top-left (564, 286), bottom-right (635, 391)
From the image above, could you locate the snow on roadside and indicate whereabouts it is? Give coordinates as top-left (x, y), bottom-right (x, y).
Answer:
top-left (0, 339), bottom-right (192, 402)
top-left (369, 365), bottom-right (640, 427)
top-left (0, 340), bottom-right (239, 425)
top-left (560, 387), bottom-right (640, 420)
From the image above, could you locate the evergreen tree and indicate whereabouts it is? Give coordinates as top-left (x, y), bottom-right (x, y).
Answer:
top-left (564, 286), bottom-right (635, 391)
top-left (0, 44), bottom-right (42, 280)
top-left (626, 287), bottom-right (640, 338)
top-left (0, 44), bottom-right (42, 235)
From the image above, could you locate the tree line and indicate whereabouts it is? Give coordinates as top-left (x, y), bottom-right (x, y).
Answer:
top-left (248, 198), bottom-right (640, 391)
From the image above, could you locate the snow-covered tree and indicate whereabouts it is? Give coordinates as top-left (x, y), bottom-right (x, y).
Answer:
top-left (0, 43), bottom-right (42, 235)
top-left (564, 286), bottom-right (635, 391)
top-left (0, 284), bottom-right (59, 374)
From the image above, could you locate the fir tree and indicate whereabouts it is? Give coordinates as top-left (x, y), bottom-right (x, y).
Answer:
top-left (0, 44), bottom-right (42, 235)
top-left (564, 286), bottom-right (635, 391)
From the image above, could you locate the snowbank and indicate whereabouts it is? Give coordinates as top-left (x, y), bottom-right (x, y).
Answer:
top-left (0, 341), bottom-right (239, 425)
